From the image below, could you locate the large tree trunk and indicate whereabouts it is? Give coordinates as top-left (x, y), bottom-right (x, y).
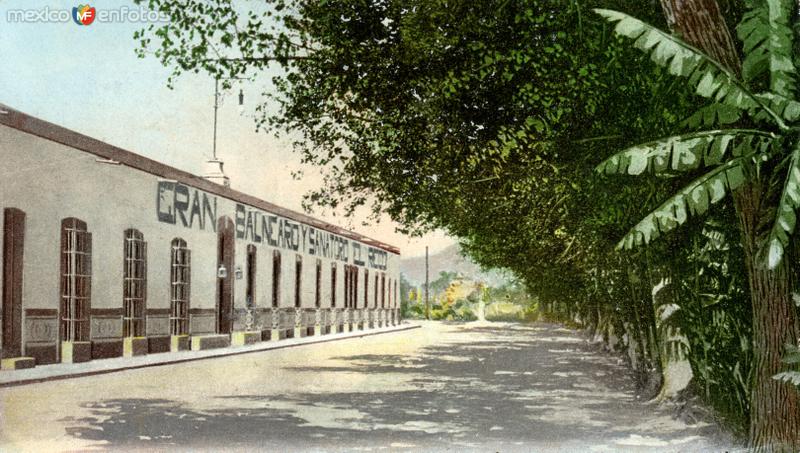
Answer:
top-left (657, 1), bottom-right (800, 450)
top-left (659, 0), bottom-right (741, 76)
top-left (735, 184), bottom-right (800, 452)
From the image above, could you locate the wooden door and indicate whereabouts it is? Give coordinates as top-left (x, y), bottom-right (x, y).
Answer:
top-left (216, 216), bottom-right (234, 334)
top-left (2, 208), bottom-right (25, 358)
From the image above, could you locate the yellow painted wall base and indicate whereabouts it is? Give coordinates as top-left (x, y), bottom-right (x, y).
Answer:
top-left (294, 327), bottom-right (303, 339)
top-left (271, 329), bottom-right (281, 342)
top-left (231, 331), bottom-right (260, 346)
top-left (1, 357), bottom-right (35, 370)
top-left (171, 335), bottom-right (190, 352)
top-left (190, 334), bottom-right (230, 351)
top-left (61, 341), bottom-right (91, 363)
top-left (123, 337), bottom-right (148, 357)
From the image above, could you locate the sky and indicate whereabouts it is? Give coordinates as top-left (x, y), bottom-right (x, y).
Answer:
top-left (0, 0), bottom-right (455, 258)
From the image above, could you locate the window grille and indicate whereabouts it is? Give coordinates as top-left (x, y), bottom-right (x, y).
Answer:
top-left (123, 229), bottom-right (146, 337)
top-left (60, 218), bottom-right (91, 342)
top-left (170, 238), bottom-right (191, 335)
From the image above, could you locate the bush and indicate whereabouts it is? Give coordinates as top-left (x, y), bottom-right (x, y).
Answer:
top-left (485, 301), bottom-right (525, 321)
top-left (452, 299), bottom-right (478, 321)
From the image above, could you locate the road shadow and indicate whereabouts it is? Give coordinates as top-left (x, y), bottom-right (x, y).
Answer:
top-left (62, 322), bottom-right (730, 452)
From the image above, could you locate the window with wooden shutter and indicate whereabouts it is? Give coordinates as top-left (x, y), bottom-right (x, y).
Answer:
top-left (374, 274), bottom-right (379, 308)
top-left (352, 266), bottom-right (358, 309)
top-left (363, 269), bottom-right (369, 308)
top-left (294, 255), bottom-right (302, 308)
top-left (272, 250), bottom-right (281, 308)
top-left (381, 273), bottom-right (386, 308)
top-left (344, 264), bottom-right (351, 308)
top-left (170, 238), bottom-right (190, 336)
top-left (123, 229), bottom-right (146, 337)
top-left (330, 263), bottom-right (337, 308)
top-left (315, 259), bottom-right (322, 308)
top-left (246, 244), bottom-right (257, 308)
top-left (60, 218), bottom-right (91, 342)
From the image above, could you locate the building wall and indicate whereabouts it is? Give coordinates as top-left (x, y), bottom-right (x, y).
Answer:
top-left (0, 122), bottom-right (400, 364)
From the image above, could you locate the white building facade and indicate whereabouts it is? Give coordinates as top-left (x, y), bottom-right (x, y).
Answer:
top-left (0, 105), bottom-right (401, 368)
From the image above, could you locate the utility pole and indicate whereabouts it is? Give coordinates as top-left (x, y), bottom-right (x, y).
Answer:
top-left (425, 246), bottom-right (430, 320)
top-left (213, 77), bottom-right (219, 160)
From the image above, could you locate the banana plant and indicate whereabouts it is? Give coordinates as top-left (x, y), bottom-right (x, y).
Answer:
top-left (593, 2), bottom-right (798, 269)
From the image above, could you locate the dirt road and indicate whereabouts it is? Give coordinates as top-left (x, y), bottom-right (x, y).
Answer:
top-left (0, 321), bottom-right (735, 452)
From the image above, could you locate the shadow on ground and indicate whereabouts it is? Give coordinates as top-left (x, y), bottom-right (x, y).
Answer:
top-left (62, 323), bottom-right (731, 452)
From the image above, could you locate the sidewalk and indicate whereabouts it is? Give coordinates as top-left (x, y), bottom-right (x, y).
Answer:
top-left (0, 323), bottom-right (420, 388)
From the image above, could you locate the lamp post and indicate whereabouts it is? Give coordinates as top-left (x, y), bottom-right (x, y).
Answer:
top-left (204, 76), bottom-right (246, 187)
top-left (425, 246), bottom-right (430, 320)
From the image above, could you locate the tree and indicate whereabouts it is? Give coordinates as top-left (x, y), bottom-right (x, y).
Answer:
top-left (133, 0), bottom-right (767, 444)
top-left (133, 0), bottom-right (703, 381)
top-left (594, 1), bottom-right (800, 448)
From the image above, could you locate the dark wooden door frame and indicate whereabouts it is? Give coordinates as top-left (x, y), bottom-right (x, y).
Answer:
top-left (2, 208), bottom-right (25, 359)
top-left (216, 216), bottom-right (235, 334)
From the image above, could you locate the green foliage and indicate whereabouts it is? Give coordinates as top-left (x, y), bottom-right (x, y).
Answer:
top-left (429, 271), bottom-right (459, 295)
top-left (766, 143), bottom-right (800, 268)
top-left (614, 157), bottom-right (749, 250)
top-left (594, 3), bottom-right (800, 442)
top-left (134, 0), bottom-right (780, 438)
top-left (658, 219), bottom-right (753, 432)
top-left (429, 298), bottom-right (478, 322)
top-left (682, 104), bottom-right (742, 129)
top-left (737, 0), bottom-right (797, 96)
top-left (594, 9), bottom-right (764, 114)
top-left (596, 5), bottom-right (800, 268)
top-left (596, 130), bottom-right (775, 177)
top-left (485, 301), bottom-right (525, 322)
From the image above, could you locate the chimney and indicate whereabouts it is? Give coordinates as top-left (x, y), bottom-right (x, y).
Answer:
top-left (204, 157), bottom-right (230, 187)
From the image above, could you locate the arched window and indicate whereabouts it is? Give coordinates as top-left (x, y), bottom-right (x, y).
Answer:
top-left (170, 238), bottom-right (190, 336)
top-left (60, 218), bottom-right (91, 342)
top-left (272, 250), bottom-right (281, 308)
top-left (123, 229), bottom-right (146, 337)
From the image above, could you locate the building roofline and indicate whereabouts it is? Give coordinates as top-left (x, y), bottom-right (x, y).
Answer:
top-left (0, 104), bottom-right (400, 255)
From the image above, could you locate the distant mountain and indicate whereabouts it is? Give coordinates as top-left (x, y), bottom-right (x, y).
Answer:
top-left (400, 244), bottom-right (512, 288)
